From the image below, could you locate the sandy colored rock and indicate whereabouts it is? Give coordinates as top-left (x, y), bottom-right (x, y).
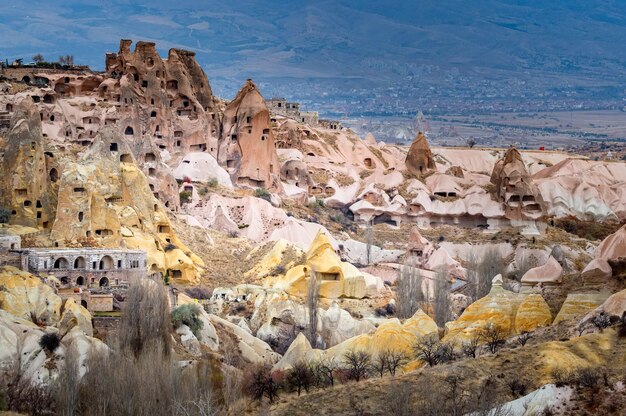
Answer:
top-left (581, 258), bottom-right (612, 283)
top-left (276, 231), bottom-right (376, 299)
top-left (553, 293), bottom-right (610, 324)
top-left (58, 298), bottom-right (93, 337)
top-left (0, 266), bottom-right (62, 325)
top-left (219, 79), bottom-right (281, 191)
top-left (514, 294), bottom-right (553, 333)
top-left (444, 280), bottom-right (551, 342)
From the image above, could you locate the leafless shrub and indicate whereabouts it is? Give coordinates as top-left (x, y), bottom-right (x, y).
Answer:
top-left (506, 378), bottom-right (528, 397)
top-left (480, 323), bottom-right (507, 354)
top-left (574, 367), bottom-right (601, 389)
top-left (244, 365), bottom-right (280, 404)
top-left (343, 350), bottom-right (372, 382)
top-left (414, 335), bottom-right (454, 366)
top-left (365, 220), bottom-right (373, 265)
top-left (387, 381), bottom-right (416, 416)
top-left (551, 368), bottom-right (572, 387)
top-left (462, 335), bottom-right (480, 358)
top-left (396, 256), bottom-right (424, 319)
top-left (517, 331), bottom-right (531, 346)
top-left (0, 362), bottom-right (54, 415)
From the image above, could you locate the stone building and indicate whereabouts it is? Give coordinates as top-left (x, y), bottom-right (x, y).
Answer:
top-left (20, 248), bottom-right (147, 288)
top-left (0, 234), bottom-right (20, 251)
top-left (266, 97), bottom-right (321, 127)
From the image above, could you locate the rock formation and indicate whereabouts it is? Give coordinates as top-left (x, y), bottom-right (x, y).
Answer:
top-left (491, 146), bottom-right (545, 221)
top-left (48, 127), bottom-right (204, 283)
top-left (0, 100), bottom-right (57, 229)
top-left (275, 231), bottom-right (382, 299)
top-left (405, 132), bottom-right (436, 177)
top-left (219, 80), bottom-right (281, 191)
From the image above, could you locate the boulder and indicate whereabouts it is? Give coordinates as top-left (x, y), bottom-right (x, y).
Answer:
top-left (58, 298), bottom-right (93, 337)
top-left (521, 256), bottom-right (563, 285)
top-left (581, 258), bottom-right (612, 283)
top-left (173, 152), bottom-right (232, 188)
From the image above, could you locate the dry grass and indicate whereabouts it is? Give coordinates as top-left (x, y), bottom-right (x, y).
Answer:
top-left (334, 172), bottom-right (355, 187)
top-left (269, 329), bottom-right (626, 416)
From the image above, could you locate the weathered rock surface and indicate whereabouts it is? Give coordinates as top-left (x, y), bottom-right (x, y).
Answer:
top-left (405, 132), bottom-right (436, 177)
top-left (553, 293), bottom-right (609, 324)
top-left (444, 276), bottom-right (552, 342)
top-left (521, 255), bottom-right (563, 285)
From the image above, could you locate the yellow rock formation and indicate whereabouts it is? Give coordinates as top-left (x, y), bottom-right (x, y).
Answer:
top-left (444, 279), bottom-right (552, 342)
top-left (276, 231), bottom-right (368, 298)
top-left (0, 266), bottom-right (62, 325)
top-left (553, 293), bottom-right (609, 324)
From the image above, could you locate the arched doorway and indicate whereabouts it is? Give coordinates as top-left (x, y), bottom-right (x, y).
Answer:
top-left (74, 256), bottom-right (86, 269)
top-left (76, 276), bottom-right (84, 286)
top-left (49, 168), bottom-right (58, 182)
top-left (60, 276), bottom-right (69, 285)
top-left (99, 255), bottom-right (114, 270)
top-left (99, 276), bottom-right (109, 287)
top-left (80, 300), bottom-right (88, 309)
top-left (53, 257), bottom-right (69, 269)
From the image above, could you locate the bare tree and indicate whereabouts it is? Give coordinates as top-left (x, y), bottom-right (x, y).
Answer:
top-left (396, 256), bottom-right (424, 319)
top-left (245, 365), bottom-right (279, 404)
top-left (414, 335), bottom-right (442, 367)
top-left (466, 138), bottom-right (477, 148)
top-left (343, 350), bottom-right (372, 382)
top-left (0, 360), bottom-right (54, 415)
top-left (58, 55), bottom-right (74, 67)
top-left (373, 352), bottom-right (388, 378)
top-left (466, 247), bottom-right (505, 301)
top-left (312, 357), bottom-right (339, 387)
top-left (286, 361), bottom-right (314, 396)
top-left (387, 381), bottom-right (416, 416)
top-left (32, 53), bottom-right (44, 64)
top-left (433, 268), bottom-right (451, 327)
top-left (480, 323), bottom-right (507, 354)
top-left (118, 278), bottom-right (171, 358)
top-left (385, 349), bottom-right (409, 376)
top-left (307, 271), bottom-right (321, 347)
top-left (365, 219), bottom-right (373, 265)
top-left (54, 342), bottom-right (81, 416)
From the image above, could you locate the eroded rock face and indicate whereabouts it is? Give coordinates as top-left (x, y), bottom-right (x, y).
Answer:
top-left (444, 278), bottom-right (552, 342)
top-left (405, 132), bottom-right (436, 177)
top-left (0, 100), bottom-right (56, 229)
top-left (521, 256), bottom-right (563, 285)
top-left (491, 146), bottom-right (545, 221)
top-left (220, 80), bottom-right (281, 191)
top-left (49, 127), bottom-right (203, 283)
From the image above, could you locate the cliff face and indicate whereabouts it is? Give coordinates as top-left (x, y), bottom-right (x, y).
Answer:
top-left (491, 146), bottom-right (545, 221)
top-left (48, 127), bottom-right (203, 283)
top-left (220, 80), bottom-right (281, 191)
top-left (0, 100), bottom-right (56, 229)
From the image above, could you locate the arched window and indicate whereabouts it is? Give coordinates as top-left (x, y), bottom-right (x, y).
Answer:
top-left (99, 255), bottom-right (114, 270)
top-left (74, 256), bottom-right (86, 269)
top-left (53, 257), bottom-right (69, 269)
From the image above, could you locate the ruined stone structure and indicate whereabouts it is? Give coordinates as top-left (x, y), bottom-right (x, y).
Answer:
top-left (405, 132), bottom-right (436, 177)
top-left (266, 97), bottom-right (319, 126)
top-left (21, 248), bottom-right (146, 288)
top-left (491, 146), bottom-right (545, 221)
top-left (0, 234), bottom-right (20, 251)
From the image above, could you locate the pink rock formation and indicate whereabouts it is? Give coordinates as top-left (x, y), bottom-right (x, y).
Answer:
top-left (405, 132), bottom-right (436, 177)
top-left (521, 255), bottom-right (563, 284)
top-left (491, 146), bottom-right (545, 221)
top-left (219, 80), bottom-right (282, 191)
